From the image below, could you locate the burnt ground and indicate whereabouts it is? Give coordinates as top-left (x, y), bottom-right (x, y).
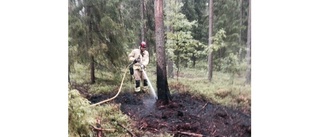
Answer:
top-left (85, 89), bottom-right (251, 137)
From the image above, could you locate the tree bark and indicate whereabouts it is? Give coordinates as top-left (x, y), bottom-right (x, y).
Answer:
top-left (140, 0), bottom-right (145, 41)
top-left (239, 0), bottom-right (243, 59)
top-left (88, 5), bottom-right (95, 84)
top-left (207, 0), bottom-right (214, 81)
top-left (192, 53), bottom-right (196, 68)
top-left (245, 0), bottom-right (251, 84)
top-left (90, 55), bottom-right (95, 84)
top-left (155, 0), bottom-right (170, 104)
top-left (68, 63), bottom-right (70, 84)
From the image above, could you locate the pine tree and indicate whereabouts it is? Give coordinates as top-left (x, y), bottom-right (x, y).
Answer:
top-left (155, 0), bottom-right (171, 104)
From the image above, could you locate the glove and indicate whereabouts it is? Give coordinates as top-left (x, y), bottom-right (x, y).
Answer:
top-left (140, 64), bottom-right (145, 69)
top-left (133, 58), bottom-right (140, 63)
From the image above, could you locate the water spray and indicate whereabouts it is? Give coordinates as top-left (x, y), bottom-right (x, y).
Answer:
top-left (141, 66), bottom-right (158, 100)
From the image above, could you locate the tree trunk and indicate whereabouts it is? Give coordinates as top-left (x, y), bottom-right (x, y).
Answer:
top-left (192, 53), bottom-right (196, 68)
top-left (90, 55), bottom-right (95, 84)
top-left (238, 0), bottom-right (243, 59)
top-left (68, 63), bottom-right (70, 84)
top-left (207, 0), bottom-right (213, 81)
top-left (168, 59), bottom-right (174, 78)
top-left (245, 0), bottom-right (251, 84)
top-left (155, 0), bottom-right (170, 104)
top-left (145, 0), bottom-right (153, 56)
top-left (140, 0), bottom-right (145, 41)
top-left (88, 5), bottom-right (95, 84)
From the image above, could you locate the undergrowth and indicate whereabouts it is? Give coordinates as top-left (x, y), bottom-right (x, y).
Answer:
top-left (68, 89), bottom-right (134, 137)
top-left (167, 67), bottom-right (251, 112)
top-left (68, 61), bottom-right (250, 136)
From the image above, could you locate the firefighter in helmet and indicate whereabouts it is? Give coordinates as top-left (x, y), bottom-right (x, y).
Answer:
top-left (128, 41), bottom-right (149, 93)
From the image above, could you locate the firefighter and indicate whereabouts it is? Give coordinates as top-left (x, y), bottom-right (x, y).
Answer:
top-left (128, 41), bottom-right (149, 93)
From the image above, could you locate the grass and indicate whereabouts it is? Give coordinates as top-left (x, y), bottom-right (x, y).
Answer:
top-left (140, 63), bottom-right (251, 111)
top-left (68, 61), bottom-right (251, 136)
top-left (69, 62), bottom-right (251, 110)
top-left (168, 68), bottom-right (251, 111)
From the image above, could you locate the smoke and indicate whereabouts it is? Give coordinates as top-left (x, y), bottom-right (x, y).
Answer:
top-left (143, 96), bottom-right (157, 112)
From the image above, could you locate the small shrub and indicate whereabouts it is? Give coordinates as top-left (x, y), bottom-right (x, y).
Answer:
top-left (68, 89), bottom-right (133, 137)
top-left (214, 89), bottom-right (231, 98)
top-left (68, 89), bottom-right (95, 137)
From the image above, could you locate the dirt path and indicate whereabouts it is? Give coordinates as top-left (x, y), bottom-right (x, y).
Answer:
top-left (89, 91), bottom-right (251, 137)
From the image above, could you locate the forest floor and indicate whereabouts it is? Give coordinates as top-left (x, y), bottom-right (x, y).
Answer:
top-left (85, 88), bottom-right (251, 137)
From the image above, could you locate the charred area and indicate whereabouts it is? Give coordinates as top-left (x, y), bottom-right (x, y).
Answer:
top-left (85, 89), bottom-right (251, 137)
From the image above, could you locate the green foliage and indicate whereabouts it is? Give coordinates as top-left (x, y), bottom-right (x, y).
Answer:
top-left (68, 89), bottom-right (132, 137)
top-left (168, 64), bottom-right (251, 111)
top-left (68, 0), bottom-right (250, 135)
top-left (164, 0), bottom-right (206, 70)
top-left (68, 0), bottom-right (250, 83)
top-left (220, 53), bottom-right (247, 76)
top-left (212, 0), bottom-right (249, 61)
top-left (69, 63), bottom-right (91, 84)
top-left (69, 0), bottom-right (131, 78)
top-left (181, 0), bottom-right (208, 44)
top-left (69, 62), bottom-right (125, 85)
top-left (89, 83), bottom-right (118, 94)
top-left (207, 28), bottom-right (226, 52)
top-left (164, 0), bottom-right (197, 30)
top-left (68, 89), bottom-right (95, 137)
top-left (206, 28), bottom-right (246, 75)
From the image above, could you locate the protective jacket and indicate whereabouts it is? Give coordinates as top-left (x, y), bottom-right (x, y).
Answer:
top-left (128, 49), bottom-right (149, 70)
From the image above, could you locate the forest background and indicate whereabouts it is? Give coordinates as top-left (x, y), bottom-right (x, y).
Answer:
top-left (67, 0), bottom-right (251, 136)
top-left (1, 0), bottom-right (320, 137)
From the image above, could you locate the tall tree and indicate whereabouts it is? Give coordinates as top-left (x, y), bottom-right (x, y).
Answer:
top-left (211, 0), bottom-right (248, 72)
top-left (155, 0), bottom-right (171, 104)
top-left (207, 0), bottom-right (214, 81)
top-left (164, 0), bottom-right (201, 79)
top-left (181, 0), bottom-right (207, 43)
top-left (245, 0), bottom-right (251, 84)
top-left (68, 0), bottom-right (127, 84)
top-left (87, 5), bottom-right (96, 84)
top-left (140, 0), bottom-right (145, 41)
top-left (181, 0), bottom-right (208, 67)
top-left (138, 0), bottom-right (156, 56)
top-left (238, 0), bottom-right (243, 58)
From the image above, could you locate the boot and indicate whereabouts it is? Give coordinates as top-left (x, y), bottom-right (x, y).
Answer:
top-left (142, 80), bottom-right (148, 93)
top-left (135, 80), bottom-right (141, 92)
top-left (142, 86), bottom-right (149, 93)
top-left (135, 87), bottom-right (141, 92)
top-left (143, 79), bottom-right (148, 86)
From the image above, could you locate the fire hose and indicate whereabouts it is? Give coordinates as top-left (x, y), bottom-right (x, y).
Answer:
top-left (90, 63), bottom-right (157, 107)
top-left (90, 63), bottom-right (133, 107)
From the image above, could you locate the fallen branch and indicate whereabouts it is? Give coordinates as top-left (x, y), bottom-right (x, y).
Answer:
top-left (222, 107), bottom-right (233, 122)
top-left (212, 129), bottom-right (217, 135)
top-left (197, 102), bottom-right (208, 115)
top-left (117, 123), bottom-right (137, 137)
top-left (177, 131), bottom-right (203, 137)
top-left (90, 124), bottom-right (116, 132)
